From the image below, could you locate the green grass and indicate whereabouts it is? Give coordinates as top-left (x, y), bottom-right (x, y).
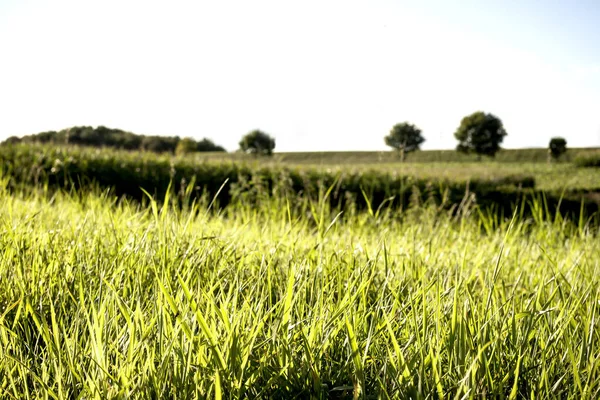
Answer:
top-left (0, 182), bottom-right (599, 398)
top-left (4, 143), bottom-right (600, 195)
top-left (186, 150), bottom-right (600, 192)
top-left (191, 147), bottom-right (600, 164)
top-left (575, 151), bottom-right (600, 168)
top-left (341, 162), bottom-right (600, 192)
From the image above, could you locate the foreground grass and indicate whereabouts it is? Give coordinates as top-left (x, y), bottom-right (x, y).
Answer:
top-left (0, 189), bottom-right (599, 399)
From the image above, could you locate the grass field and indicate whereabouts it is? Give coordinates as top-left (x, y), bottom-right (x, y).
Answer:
top-left (187, 149), bottom-right (600, 192)
top-left (1, 145), bottom-right (600, 398)
top-left (1, 185), bottom-right (599, 398)
top-left (191, 147), bottom-right (600, 165)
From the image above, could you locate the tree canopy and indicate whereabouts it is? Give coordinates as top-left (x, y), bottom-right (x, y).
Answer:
top-left (239, 130), bottom-right (276, 156)
top-left (549, 137), bottom-right (567, 160)
top-left (454, 112), bottom-right (507, 158)
top-left (384, 122), bottom-right (425, 158)
top-left (1, 126), bottom-right (226, 154)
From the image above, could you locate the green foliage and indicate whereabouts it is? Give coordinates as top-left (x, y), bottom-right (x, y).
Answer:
top-left (0, 143), bottom-right (599, 397)
top-left (574, 151), bottom-right (600, 168)
top-left (454, 111), bottom-right (507, 158)
top-left (239, 130), bottom-right (276, 155)
top-left (384, 122), bottom-right (425, 155)
top-left (196, 138), bottom-right (225, 152)
top-left (176, 138), bottom-right (199, 155)
top-left (549, 137), bottom-right (568, 160)
top-left (2, 143), bottom-right (600, 222)
top-left (3, 136), bottom-right (22, 144)
top-left (2, 126), bottom-right (226, 154)
top-left (0, 178), bottom-right (599, 397)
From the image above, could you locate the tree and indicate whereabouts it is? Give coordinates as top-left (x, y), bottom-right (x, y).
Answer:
top-left (549, 137), bottom-right (567, 161)
top-left (2, 136), bottom-right (22, 145)
top-left (196, 138), bottom-right (225, 152)
top-left (1, 126), bottom-right (228, 154)
top-left (175, 138), bottom-right (198, 155)
top-left (239, 130), bottom-right (276, 156)
top-left (454, 111), bottom-right (507, 158)
top-left (384, 122), bottom-right (425, 161)
top-left (175, 137), bottom-right (226, 155)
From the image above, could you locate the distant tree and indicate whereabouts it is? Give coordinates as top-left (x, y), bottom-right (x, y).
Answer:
top-left (1, 126), bottom-right (226, 154)
top-left (454, 111), bottom-right (507, 159)
top-left (549, 137), bottom-right (567, 161)
top-left (239, 130), bottom-right (276, 155)
top-left (196, 138), bottom-right (226, 152)
top-left (176, 137), bottom-right (226, 155)
top-left (175, 138), bottom-right (198, 155)
top-left (2, 136), bottom-right (22, 145)
top-left (35, 131), bottom-right (59, 143)
top-left (384, 122), bottom-right (425, 161)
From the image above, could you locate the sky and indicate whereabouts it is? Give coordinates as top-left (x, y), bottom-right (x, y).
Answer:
top-left (0, 0), bottom-right (599, 152)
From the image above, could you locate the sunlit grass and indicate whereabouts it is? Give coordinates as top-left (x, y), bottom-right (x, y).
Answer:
top-left (0, 184), bottom-right (599, 398)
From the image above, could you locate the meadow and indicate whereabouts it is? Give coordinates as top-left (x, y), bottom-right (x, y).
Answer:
top-left (0, 144), bottom-right (600, 398)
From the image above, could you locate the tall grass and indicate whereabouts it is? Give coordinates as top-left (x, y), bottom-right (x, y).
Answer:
top-left (0, 180), bottom-right (599, 398)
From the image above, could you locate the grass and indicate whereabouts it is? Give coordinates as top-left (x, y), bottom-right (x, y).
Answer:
top-left (190, 147), bottom-right (600, 164)
top-left (0, 180), bottom-right (599, 398)
top-left (342, 162), bottom-right (600, 192)
top-left (4, 143), bottom-right (600, 196)
top-left (186, 150), bottom-right (600, 192)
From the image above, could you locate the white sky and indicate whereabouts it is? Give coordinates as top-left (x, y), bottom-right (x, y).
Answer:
top-left (1, 0), bottom-right (599, 151)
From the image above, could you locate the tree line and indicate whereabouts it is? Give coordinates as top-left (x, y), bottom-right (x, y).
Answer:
top-left (383, 111), bottom-right (568, 161)
top-left (239, 111), bottom-right (569, 160)
top-left (2, 111), bottom-right (570, 160)
top-left (1, 126), bottom-right (226, 154)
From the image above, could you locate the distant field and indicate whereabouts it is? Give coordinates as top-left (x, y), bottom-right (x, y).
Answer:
top-left (184, 153), bottom-right (600, 193)
top-left (192, 147), bottom-right (600, 164)
top-left (312, 162), bottom-right (600, 192)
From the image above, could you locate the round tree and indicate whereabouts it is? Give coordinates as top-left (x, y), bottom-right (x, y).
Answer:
top-left (549, 137), bottom-right (567, 161)
top-left (454, 111), bottom-right (507, 159)
top-left (384, 122), bottom-right (425, 161)
top-left (239, 130), bottom-right (276, 156)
